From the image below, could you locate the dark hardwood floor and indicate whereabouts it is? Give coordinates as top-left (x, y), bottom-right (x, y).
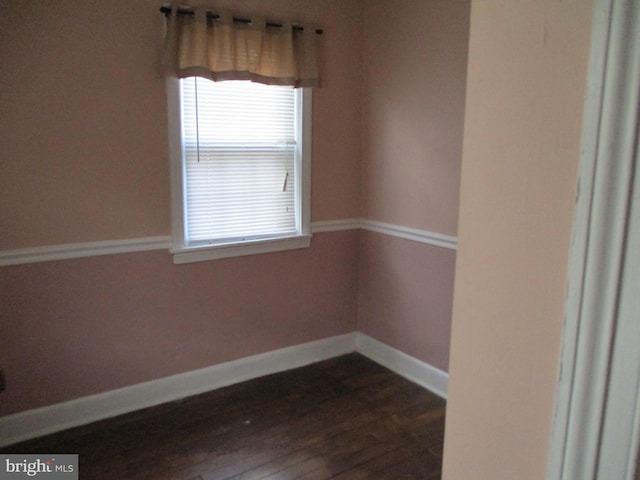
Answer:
top-left (1, 354), bottom-right (446, 479)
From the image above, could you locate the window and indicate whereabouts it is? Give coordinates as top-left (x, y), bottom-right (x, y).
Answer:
top-left (167, 77), bottom-right (312, 264)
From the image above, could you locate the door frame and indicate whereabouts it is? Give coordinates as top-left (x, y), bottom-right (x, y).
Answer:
top-left (547, 0), bottom-right (640, 478)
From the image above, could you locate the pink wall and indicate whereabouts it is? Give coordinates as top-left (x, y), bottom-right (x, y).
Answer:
top-left (358, 0), bottom-right (470, 369)
top-left (0, 0), bottom-right (363, 417)
top-left (0, 0), bottom-right (468, 419)
top-left (0, 231), bottom-right (358, 416)
top-left (0, 0), bottom-right (363, 249)
top-left (361, 0), bottom-right (469, 235)
top-left (358, 231), bottom-right (455, 371)
top-left (0, 1), bottom-right (169, 248)
top-left (442, 1), bottom-right (594, 478)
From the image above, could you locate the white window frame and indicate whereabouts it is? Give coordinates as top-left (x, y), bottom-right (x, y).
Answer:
top-left (166, 77), bottom-right (312, 264)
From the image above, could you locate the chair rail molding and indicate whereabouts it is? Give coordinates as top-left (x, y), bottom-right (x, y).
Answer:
top-left (0, 236), bottom-right (173, 267)
top-left (0, 219), bottom-right (458, 267)
top-left (360, 219), bottom-right (457, 250)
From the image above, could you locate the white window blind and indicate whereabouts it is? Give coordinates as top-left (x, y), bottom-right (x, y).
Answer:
top-left (180, 78), bottom-right (299, 246)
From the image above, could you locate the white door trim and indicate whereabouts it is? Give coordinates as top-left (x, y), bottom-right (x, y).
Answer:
top-left (548, 0), bottom-right (640, 478)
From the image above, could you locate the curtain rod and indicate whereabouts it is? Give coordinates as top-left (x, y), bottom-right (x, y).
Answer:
top-left (159, 6), bottom-right (323, 35)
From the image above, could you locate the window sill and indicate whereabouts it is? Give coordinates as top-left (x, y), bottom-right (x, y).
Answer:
top-left (170, 234), bottom-right (312, 264)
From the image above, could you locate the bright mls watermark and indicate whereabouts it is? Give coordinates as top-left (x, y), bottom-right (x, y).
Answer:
top-left (1, 455), bottom-right (77, 479)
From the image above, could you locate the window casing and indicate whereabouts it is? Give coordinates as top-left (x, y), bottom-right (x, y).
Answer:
top-left (167, 77), bottom-right (312, 264)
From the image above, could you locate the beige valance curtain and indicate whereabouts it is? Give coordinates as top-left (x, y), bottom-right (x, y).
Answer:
top-left (161, 6), bottom-right (320, 88)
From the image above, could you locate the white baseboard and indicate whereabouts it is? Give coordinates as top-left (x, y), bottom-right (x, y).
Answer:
top-left (0, 332), bottom-right (448, 448)
top-left (0, 333), bottom-right (357, 448)
top-left (356, 333), bottom-right (449, 399)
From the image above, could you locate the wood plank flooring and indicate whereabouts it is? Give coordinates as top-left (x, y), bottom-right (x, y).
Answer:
top-left (1, 354), bottom-right (446, 479)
